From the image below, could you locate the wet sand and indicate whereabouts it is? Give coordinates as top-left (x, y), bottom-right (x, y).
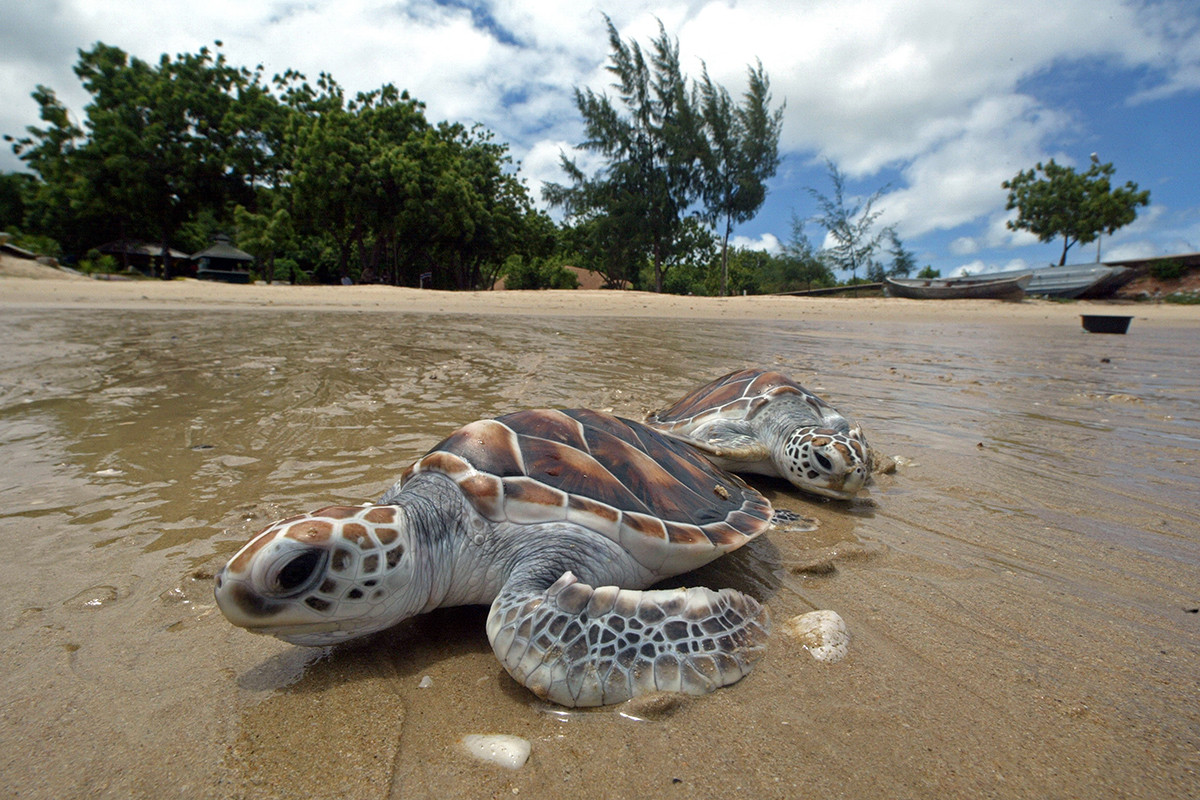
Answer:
top-left (2, 267), bottom-right (1198, 799)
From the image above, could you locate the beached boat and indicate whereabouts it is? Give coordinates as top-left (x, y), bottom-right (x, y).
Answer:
top-left (955, 263), bottom-right (1134, 299)
top-left (884, 273), bottom-right (1031, 300)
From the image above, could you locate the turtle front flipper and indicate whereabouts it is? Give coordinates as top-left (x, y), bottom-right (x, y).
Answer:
top-left (676, 419), bottom-right (769, 461)
top-left (486, 571), bottom-right (770, 707)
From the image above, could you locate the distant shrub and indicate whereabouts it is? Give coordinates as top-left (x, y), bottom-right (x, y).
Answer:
top-left (77, 249), bottom-right (120, 274)
top-left (502, 256), bottom-right (579, 290)
top-left (1150, 259), bottom-right (1185, 281)
top-left (917, 266), bottom-right (941, 279)
top-left (274, 257), bottom-right (307, 284)
top-left (4, 228), bottom-right (62, 258)
top-left (1164, 291), bottom-right (1200, 305)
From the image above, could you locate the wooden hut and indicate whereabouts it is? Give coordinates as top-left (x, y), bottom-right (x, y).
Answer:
top-left (192, 234), bottom-right (254, 283)
top-left (97, 239), bottom-right (193, 277)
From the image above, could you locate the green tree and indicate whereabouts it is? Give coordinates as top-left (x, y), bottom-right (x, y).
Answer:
top-left (235, 204), bottom-right (294, 283)
top-left (1002, 157), bottom-right (1150, 265)
top-left (5, 85), bottom-right (91, 251)
top-left (501, 255), bottom-right (579, 290)
top-left (774, 215), bottom-right (834, 291)
top-left (7, 43), bottom-right (546, 289)
top-left (427, 123), bottom-right (546, 290)
top-left (697, 61), bottom-right (784, 295)
top-left (0, 172), bottom-right (33, 229)
top-left (545, 16), bottom-right (700, 293)
top-left (10, 42), bottom-right (273, 273)
top-left (286, 81), bottom-right (430, 281)
top-left (559, 212), bottom-right (646, 289)
top-left (807, 160), bottom-right (890, 283)
top-left (645, 216), bottom-right (718, 293)
top-left (886, 229), bottom-right (915, 277)
top-left (285, 81), bottom-right (543, 289)
top-left (707, 246), bottom-right (765, 295)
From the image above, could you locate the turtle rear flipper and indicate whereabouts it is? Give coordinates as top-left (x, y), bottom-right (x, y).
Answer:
top-left (487, 570), bottom-right (770, 707)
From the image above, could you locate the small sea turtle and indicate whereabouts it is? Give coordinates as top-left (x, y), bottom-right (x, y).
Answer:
top-left (646, 368), bottom-right (872, 500)
top-left (215, 408), bottom-right (773, 707)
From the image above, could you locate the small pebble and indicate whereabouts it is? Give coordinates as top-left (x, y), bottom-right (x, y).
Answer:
top-left (417, 675), bottom-right (433, 689)
top-left (460, 734), bottom-right (530, 770)
top-left (782, 610), bottom-right (850, 662)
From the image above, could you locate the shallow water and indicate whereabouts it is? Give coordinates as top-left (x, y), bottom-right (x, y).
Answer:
top-left (1, 307), bottom-right (1197, 798)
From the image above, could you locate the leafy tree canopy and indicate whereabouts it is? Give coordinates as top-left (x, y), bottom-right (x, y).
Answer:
top-left (546, 15), bottom-right (781, 294)
top-left (807, 160), bottom-right (891, 283)
top-left (697, 59), bottom-right (784, 295)
top-left (1003, 157), bottom-right (1149, 265)
top-left (5, 42), bottom-right (549, 287)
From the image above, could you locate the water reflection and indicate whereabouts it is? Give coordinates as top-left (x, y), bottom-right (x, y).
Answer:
top-left (4, 308), bottom-right (1197, 578)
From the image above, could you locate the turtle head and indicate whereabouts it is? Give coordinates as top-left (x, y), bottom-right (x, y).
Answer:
top-left (214, 505), bottom-right (423, 645)
top-left (780, 426), bottom-right (871, 500)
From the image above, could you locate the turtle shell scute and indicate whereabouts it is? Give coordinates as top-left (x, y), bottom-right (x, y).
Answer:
top-left (401, 408), bottom-right (771, 562)
top-left (648, 368), bottom-right (817, 426)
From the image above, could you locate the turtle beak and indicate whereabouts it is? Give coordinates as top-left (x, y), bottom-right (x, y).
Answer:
top-left (214, 531), bottom-right (330, 630)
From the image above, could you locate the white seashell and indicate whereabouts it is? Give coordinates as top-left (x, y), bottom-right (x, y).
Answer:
top-left (782, 610), bottom-right (850, 662)
top-left (417, 675), bottom-right (433, 689)
top-left (460, 734), bottom-right (531, 770)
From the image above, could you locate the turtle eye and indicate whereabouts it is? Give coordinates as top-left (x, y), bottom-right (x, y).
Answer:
top-left (814, 452), bottom-right (833, 472)
top-left (267, 549), bottom-right (324, 596)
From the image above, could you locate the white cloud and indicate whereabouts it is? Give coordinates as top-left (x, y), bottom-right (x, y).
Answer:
top-left (1, 0), bottom-right (1197, 270)
top-left (671, 0), bottom-right (1167, 172)
top-left (729, 232), bottom-right (782, 253)
top-left (516, 139), bottom-right (609, 211)
top-left (948, 260), bottom-right (986, 278)
top-left (949, 237), bottom-right (978, 256)
top-left (875, 94), bottom-right (1074, 239)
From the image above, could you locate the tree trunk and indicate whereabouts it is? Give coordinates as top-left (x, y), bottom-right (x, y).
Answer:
top-left (161, 236), bottom-right (172, 280)
top-left (720, 215), bottom-right (732, 297)
top-left (118, 221), bottom-right (129, 272)
top-left (653, 240), bottom-right (663, 293)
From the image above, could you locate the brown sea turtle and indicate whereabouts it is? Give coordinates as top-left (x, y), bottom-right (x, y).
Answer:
top-left (646, 368), bottom-right (872, 500)
top-left (215, 408), bottom-right (773, 707)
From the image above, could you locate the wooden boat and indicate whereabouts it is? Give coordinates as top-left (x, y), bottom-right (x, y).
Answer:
top-left (884, 273), bottom-right (1030, 300)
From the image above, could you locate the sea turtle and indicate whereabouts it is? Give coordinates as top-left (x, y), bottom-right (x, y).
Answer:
top-left (646, 368), bottom-right (872, 500)
top-left (215, 408), bottom-right (774, 707)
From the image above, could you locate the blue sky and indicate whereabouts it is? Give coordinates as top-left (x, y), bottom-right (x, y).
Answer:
top-left (2, 0), bottom-right (1198, 278)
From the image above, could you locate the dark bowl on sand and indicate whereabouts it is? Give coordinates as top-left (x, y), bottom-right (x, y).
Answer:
top-left (1081, 314), bottom-right (1133, 334)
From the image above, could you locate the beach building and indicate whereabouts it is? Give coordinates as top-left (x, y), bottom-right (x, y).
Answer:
top-left (97, 239), bottom-right (192, 277)
top-left (192, 234), bottom-right (254, 283)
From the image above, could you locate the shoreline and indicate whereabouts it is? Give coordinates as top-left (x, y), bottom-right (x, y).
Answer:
top-left (3, 272), bottom-right (1198, 326)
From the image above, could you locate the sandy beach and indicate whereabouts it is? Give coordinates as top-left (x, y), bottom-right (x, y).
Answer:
top-left (2, 258), bottom-right (1198, 799)
top-left (4, 256), bottom-right (1199, 325)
